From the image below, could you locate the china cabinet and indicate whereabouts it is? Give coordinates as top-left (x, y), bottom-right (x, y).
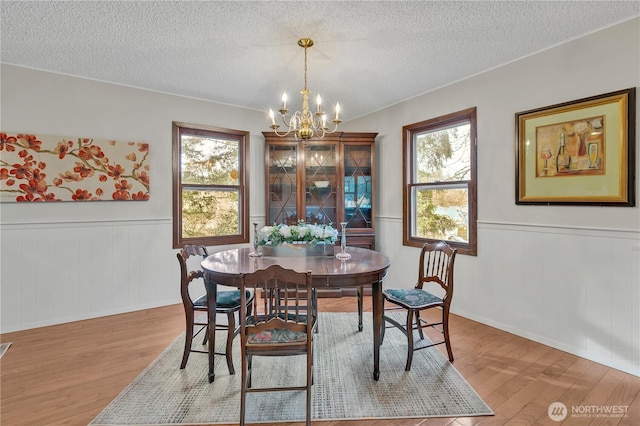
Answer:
top-left (263, 132), bottom-right (377, 296)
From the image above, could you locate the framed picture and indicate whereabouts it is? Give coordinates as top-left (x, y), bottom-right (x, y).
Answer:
top-left (1, 132), bottom-right (150, 202)
top-left (516, 88), bottom-right (635, 206)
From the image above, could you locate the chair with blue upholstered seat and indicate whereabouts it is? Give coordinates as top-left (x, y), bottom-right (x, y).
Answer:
top-left (382, 240), bottom-right (457, 371)
top-left (238, 264), bottom-right (313, 426)
top-left (177, 245), bottom-right (253, 374)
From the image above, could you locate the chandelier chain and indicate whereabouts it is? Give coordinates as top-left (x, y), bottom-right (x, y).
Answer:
top-left (303, 45), bottom-right (308, 91)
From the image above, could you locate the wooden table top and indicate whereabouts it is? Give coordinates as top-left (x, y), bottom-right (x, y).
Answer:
top-left (201, 246), bottom-right (390, 288)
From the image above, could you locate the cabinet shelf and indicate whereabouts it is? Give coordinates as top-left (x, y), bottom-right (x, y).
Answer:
top-left (344, 167), bottom-right (371, 174)
top-left (269, 166), bottom-right (296, 173)
top-left (305, 166), bottom-right (336, 172)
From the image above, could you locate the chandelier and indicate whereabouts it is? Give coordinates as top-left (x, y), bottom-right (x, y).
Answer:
top-left (268, 38), bottom-right (341, 140)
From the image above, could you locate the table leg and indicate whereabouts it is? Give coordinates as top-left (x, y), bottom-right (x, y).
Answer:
top-left (357, 286), bottom-right (363, 332)
top-left (204, 276), bottom-right (217, 383)
top-left (372, 279), bottom-right (382, 381)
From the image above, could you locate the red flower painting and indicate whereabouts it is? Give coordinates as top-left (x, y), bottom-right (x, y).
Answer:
top-left (0, 133), bottom-right (150, 202)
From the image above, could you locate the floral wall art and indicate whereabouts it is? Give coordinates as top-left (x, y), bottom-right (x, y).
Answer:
top-left (0, 132), bottom-right (150, 202)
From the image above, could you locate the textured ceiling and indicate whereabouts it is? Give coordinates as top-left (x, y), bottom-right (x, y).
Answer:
top-left (1, 1), bottom-right (638, 121)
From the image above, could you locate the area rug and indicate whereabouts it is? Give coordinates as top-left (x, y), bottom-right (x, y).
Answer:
top-left (0, 342), bottom-right (11, 358)
top-left (90, 312), bottom-right (492, 425)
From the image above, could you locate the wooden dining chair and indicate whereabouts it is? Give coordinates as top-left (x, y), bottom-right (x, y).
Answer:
top-left (177, 245), bottom-right (253, 374)
top-left (381, 241), bottom-right (457, 371)
top-left (275, 286), bottom-right (318, 333)
top-left (239, 265), bottom-right (314, 426)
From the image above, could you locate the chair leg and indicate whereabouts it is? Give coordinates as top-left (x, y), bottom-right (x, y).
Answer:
top-left (202, 325), bottom-right (208, 345)
top-left (443, 307), bottom-right (454, 362)
top-left (415, 310), bottom-right (425, 340)
top-left (357, 286), bottom-right (363, 332)
top-left (240, 349), bottom-right (247, 426)
top-left (310, 341), bottom-right (314, 385)
top-left (225, 312), bottom-right (236, 375)
top-left (312, 288), bottom-right (319, 333)
top-left (247, 353), bottom-right (253, 388)
top-left (306, 350), bottom-right (312, 426)
top-left (405, 309), bottom-right (415, 371)
top-left (180, 315), bottom-right (194, 369)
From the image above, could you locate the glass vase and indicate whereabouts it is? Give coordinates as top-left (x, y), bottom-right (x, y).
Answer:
top-left (335, 222), bottom-right (351, 260)
top-left (249, 222), bottom-right (263, 257)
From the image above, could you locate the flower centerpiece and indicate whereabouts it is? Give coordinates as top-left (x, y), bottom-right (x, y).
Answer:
top-left (258, 220), bottom-right (338, 256)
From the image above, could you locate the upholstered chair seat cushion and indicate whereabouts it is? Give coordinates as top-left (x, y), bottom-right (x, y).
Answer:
top-left (248, 328), bottom-right (307, 344)
top-left (193, 290), bottom-right (251, 309)
top-left (383, 288), bottom-right (442, 309)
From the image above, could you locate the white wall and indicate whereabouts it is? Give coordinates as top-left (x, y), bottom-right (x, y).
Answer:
top-left (1, 18), bottom-right (638, 376)
top-left (0, 65), bottom-right (268, 331)
top-left (343, 18), bottom-right (640, 376)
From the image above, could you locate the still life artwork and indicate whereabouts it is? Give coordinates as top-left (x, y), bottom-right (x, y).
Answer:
top-left (0, 132), bottom-right (150, 202)
top-left (516, 87), bottom-right (634, 206)
top-left (536, 116), bottom-right (605, 177)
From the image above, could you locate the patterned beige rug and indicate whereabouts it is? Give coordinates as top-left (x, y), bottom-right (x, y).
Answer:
top-left (0, 342), bottom-right (11, 358)
top-left (90, 312), bottom-right (492, 425)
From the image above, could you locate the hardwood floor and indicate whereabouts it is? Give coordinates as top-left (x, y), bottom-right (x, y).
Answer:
top-left (1, 298), bottom-right (638, 425)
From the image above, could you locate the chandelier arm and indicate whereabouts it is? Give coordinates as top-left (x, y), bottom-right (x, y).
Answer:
top-left (279, 114), bottom-right (294, 129)
top-left (310, 113), bottom-right (324, 130)
top-left (271, 127), bottom-right (294, 138)
top-left (323, 121), bottom-right (341, 135)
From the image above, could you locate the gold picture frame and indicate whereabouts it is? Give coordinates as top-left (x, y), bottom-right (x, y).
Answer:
top-left (516, 88), bottom-right (635, 206)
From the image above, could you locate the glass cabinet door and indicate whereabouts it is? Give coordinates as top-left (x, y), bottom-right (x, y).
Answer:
top-left (267, 143), bottom-right (298, 224)
top-left (343, 144), bottom-right (373, 230)
top-left (304, 143), bottom-right (337, 225)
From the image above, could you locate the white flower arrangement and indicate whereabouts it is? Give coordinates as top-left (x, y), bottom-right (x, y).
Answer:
top-left (258, 220), bottom-right (338, 247)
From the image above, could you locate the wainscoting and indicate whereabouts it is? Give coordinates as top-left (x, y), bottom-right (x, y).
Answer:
top-left (376, 217), bottom-right (640, 377)
top-left (2, 217), bottom-right (639, 377)
top-left (463, 222), bottom-right (639, 377)
top-left (0, 219), bottom-right (178, 333)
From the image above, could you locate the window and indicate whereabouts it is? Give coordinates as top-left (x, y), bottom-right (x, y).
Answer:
top-left (172, 122), bottom-right (249, 248)
top-left (403, 107), bottom-right (477, 256)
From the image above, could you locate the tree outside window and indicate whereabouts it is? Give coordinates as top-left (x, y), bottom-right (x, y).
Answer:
top-left (403, 108), bottom-right (477, 255)
top-left (172, 122), bottom-right (249, 248)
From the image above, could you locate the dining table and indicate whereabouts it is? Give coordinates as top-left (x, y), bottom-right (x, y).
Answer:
top-left (200, 245), bottom-right (390, 383)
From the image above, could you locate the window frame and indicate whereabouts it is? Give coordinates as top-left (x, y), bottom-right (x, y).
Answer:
top-left (402, 107), bottom-right (477, 256)
top-left (172, 121), bottom-right (250, 248)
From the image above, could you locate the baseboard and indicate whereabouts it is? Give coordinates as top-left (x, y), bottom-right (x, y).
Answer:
top-left (452, 308), bottom-right (640, 378)
top-left (0, 298), bottom-right (180, 334)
